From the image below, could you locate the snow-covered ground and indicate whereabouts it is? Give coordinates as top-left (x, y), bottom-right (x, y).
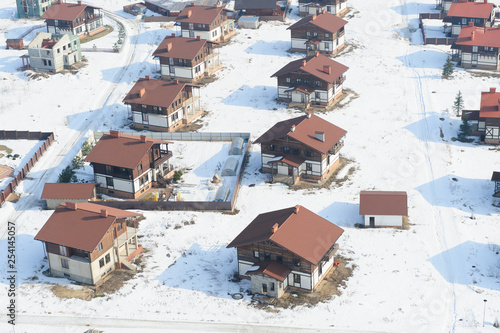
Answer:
top-left (422, 18), bottom-right (448, 38)
top-left (0, 139), bottom-right (45, 190)
top-left (0, 0), bottom-right (500, 331)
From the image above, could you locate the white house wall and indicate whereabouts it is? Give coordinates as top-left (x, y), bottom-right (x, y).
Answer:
top-left (132, 170), bottom-right (153, 191)
top-left (288, 270), bottom-right (312, 290)
top-left (364, 215), bottom-right (403, 227)
top-left (238, 259), bottom-right (254, 276)
top-left (181, 29), bottom-right (214, 41)
top-left (95, 173), bottom-right (134, 193)
top-left (461, 52), bottom-right (499, 68)
top-left (46, 198), bottom-right (88, 210)
top-left (291, 38), bottom-right (307, 50)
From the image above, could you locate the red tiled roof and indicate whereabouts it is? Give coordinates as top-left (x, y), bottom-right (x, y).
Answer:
top-left (246, 261), bottom-right (292, 281)
top-left (41, 3), bottom-right (100, 21)
top-left (479, 88), bottom-right (500, 118)
top-left (254, 113), bottom-right (347, 154)
top-left (227, 205), bottom-right (344, 265)
top-left (123, 77), bottom-right (187, 109)
top-left (176, 5), bottom-right (224, 25)
top-left (34, 202), bottom-right (141, 252)
top-left (153, 35), bottom-right (209, 61)
top-left (447, 1), bottom-right (494, 19)
top-left (85, 133), bottom-right (169, 169)
top-left (359, 191), bottom-right (408, 216)
top-left (41, 183), bottom-right (95, 200)
top-left (272, 53), bottom-right (348, 83)
top-left (456, 25), bottom-right (500, 48)
top-left (288, 12), bottom-right (347, 33)
top-left (267, 154), bottom-right (305, 168)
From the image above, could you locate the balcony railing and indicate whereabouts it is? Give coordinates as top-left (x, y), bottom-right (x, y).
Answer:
top-left (151, 151), bottom-right (173, 168)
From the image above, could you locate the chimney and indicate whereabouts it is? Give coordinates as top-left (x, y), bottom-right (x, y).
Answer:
top-left (188, 10), bottom-right (192, 18)
top-left (290, 125), bottom-right (296, 132)
top-left (140, 135), bottom-right (147, 143)
top-left (322, 9), bottom-right (326, 14)
top-left (468, 22), bottom-right (474, 27)
top-left (171, 33), bottom-right (176, 37)
top-left (191, 2), bottom-right (195, 5)
top-left (315, 51), bottom-right (320, 57)
top-left (100, 209), bottom-right (108, 218)
top-left (307, 112), bottom-right (312, 118)
top-left (312, 14), bottom-right (317, 21)
top-left (139, 88), bottom-right (146, 98)
top-left (78, 0), bottom-right (82, 5)
top-left (315, 131), bottom-right (325, 142)
top-left (471, 30), bottom-right (475, 40)
top-left (66, 201), bottom-right (77, 210)
top-left (294, 205), bottom-right (300, 214)
top-left (110, 130), bottom-right (120, 138)
top-left (145, 75), bottom-right (151, 80)
top-left (166, 42), bottom-right (173, 52)
top-left (271, 223), bottom-right (279, 234)
top-left (323, 65), bottom-right (331, 74)
top-left (302, 59), bottom-right (307, 67)
top-left (490, 87), bottom-right (496, 94)
top-left (484, 0), bottom-right (488, 3)
top-left (173, 79), bottom-right (179, 84)
top-left (196, 35), bottom-right (201, 40)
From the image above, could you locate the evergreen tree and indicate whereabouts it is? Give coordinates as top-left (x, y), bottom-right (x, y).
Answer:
top-left (457, 115), bottom-right (472, 142)
top-left (58, 166), bottom-right (77, 183)
top-left (442, 56), bottom-right (454, 78)
top-left (453, 90), bottom-right (464, 117)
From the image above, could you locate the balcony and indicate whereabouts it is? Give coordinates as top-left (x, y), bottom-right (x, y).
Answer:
top-left (151, 151), bottom-right (173, 168)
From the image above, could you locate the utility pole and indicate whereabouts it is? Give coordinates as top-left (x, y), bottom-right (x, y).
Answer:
top-left (483, 299), bottom-right (488, 327)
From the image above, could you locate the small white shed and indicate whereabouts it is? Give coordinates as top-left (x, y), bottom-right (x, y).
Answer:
top-left (41, 183), bottom-right (96, 209)
top-left (238, 16), bottom-right (260, 29)
top-left (359, 191), bottom-right (408, 228)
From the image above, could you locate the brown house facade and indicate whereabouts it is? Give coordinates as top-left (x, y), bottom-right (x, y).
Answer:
top-left (254, 113), bottom-right (346, 185)
top-left (123, 76), bottom-right (202, 132)
top-left (452, 23), bottom-right (500, 70)
top-left (34, 202), bottom-right (143, 285)
top-left (85, 131), bottom-right (173, 198)
top-left (228, 205), bottom-right (344, 298)
top-left (175, 5), bottom-right (236, 42)
top-left (288, 11), bottom-right (347, 55)
top-left (272, 52), bottom-right (348, 108)
top-left (153, 34), bottom-right (221, 83)
top-left (41, 2), bottom-right (104, 37)
top-left (298, 0), bottom-right (347, 17)
top-left (462, 87), bottom-right (500, 144)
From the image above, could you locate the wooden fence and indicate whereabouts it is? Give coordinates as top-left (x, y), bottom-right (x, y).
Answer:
top-left (419, 18), bottom-right (456, 45)
top-left (144, 16), bottom-right (176, 22)
top-left (0, 131), bottom-right (55, 207)
top-left (419, 12), bottom-right (444, 20)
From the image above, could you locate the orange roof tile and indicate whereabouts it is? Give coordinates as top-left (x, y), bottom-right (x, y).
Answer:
top-left (456, 25), bottom-right (500, 48)
top-left (272, 53), bottom-right (348, 82)
top-left (41, 183), bottom-right (95, 200)
top-left (176, 5), bottom-right (224, 25)
top-left (41, 3), bottom-right (100, 21)
top-left (246, 261), bottom-right (292, 281)
top-left (123, 77), bottom-right (188, 109)
top-left (479, 88), bottom-right (500, 118)
top-left (447, 1), bottom-right (494, 19)
top-left (359, 191), bottom-right (408, 216)
top-left (153, 35), bottom-right (210, 60)
top-left (288, 12), bottom-right (347, 33)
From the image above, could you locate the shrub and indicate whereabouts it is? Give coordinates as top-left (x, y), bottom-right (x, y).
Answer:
top-left (173, 170), bottom-right (183, 182)
top-left (71, 156), bottom-right (84, 169)
top-left (58, 166), bottom-right (77, 183)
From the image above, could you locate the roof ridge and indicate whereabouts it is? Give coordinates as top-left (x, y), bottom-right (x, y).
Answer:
top-left (269, 205), bottom-right (300, 242)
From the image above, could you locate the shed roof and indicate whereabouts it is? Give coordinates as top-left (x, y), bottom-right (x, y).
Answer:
top-left (272, 53), bottom-right (348, 82)
top-left (359, 191), bottom-right (408, 216)
top-left (246, 261), bottom-right (292, 281)
top-left (288, 11), bottom-right (347, 33)
top-left (491, 171), bottom-right (500, 181)
top-left (41, 3), bottom-right (100, 21)
top-left (34, 202), bottom-right (141, 252)
top-left (447, 1), bottom-right (494, 19)
top-left (123, 77), bottom-right (189, 109)
top-left (227, 205), bottom-right (344, 265)
top-left (235, 0), bottom-right (277, 10)
top-left (254, 113), bottom-right (346, 154)
top-left (153, 35), bottom-right (209, 60)
top-left (41, 183), bottom-right (95, 200)
top-left (455, 24), bottom-right (500, 48)
top-left (176, 5), bottom-right (225, 25)
top-left (85, 132), bottom-right (169, 169)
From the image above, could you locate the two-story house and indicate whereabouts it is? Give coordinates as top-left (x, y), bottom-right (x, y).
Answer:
top-left (452, 23), bottom-right (500, 70)
top-left (234, 0), bottom-right (287, 21)
top-left (17, 0), bottom-right (57, 18)
top-left (144, 0), bottom-right (221, 17)
top-left (153, 34), bottom-right (221, 82)
top-left (462, 87), bottom-right (500, 144)
top-left (227, 205), bottom-right (344, 298)
top-left (288, 11), bottom-right (347, 55)
top-left (85, 131), bottom-right (173, 198)
top-left (41, 1), bottom-right (104, 36)
top-left (175, 4), bottom-right (236, 42)
top-left (254, 113), bottom-right (347, 185)
top-left (441, 0), bottom-right (486, 14)
top-left (271, 52), bottom-right (348, 108)
top-left (446, 0), bottom-right (495, 36)
top-left (298, 0), bottom-right (347, 17)
top-left (34, 201), bottom-right (143, 285)
top-left (26, 32), bottom-right (82, 73)
top-left (123, 76), bottom-right (202, 132)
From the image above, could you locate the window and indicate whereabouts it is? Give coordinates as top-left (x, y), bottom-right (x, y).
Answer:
top-left (262, 283), bottom-right (268, 293)
top-left (117, 223), bottom-right (122, 232)
top-left (61, 258), bottom-right (69, 269)
top-left (296, 78), bottom-right (302, 84)
top-left (169, 57), bottom-right (174, 65)
top-left (48, 60), bottom-right (52, 66)
top-left (105, 253), bottom-right (111, 264)
top-left (325, 43), bottom-right (330, 50)
top-left (325, 33), bottom-right (330, 38)
top-left (472, 46), bottom-right (478, 53)
top-left (306, 31), bottom-right (310, 36)
top-left (63, 45), bottom-right (66, 51)
top-left (306, 163), bottom-right (312, 171)
top-left (253, 250), bottom-right (259, 258)
top-left (277, 256), bottom-right (283, 263)
top-left (294, 273), bottom-right (301, 284)
top-left (270, 282), bottom-right (275, 291)
top-left (305, 150), bottom-right (312, 157)
top-left (99, 258), bottom-right (105, 268)
top-left (315, 80), bottom-right (321, 87)
top-left (293, 148), bottom-right (300, 155)
top-left (106, 177), bottom-right (114, 187)
top-left (57, 48), bottom-right (60, 53)
top-left (294, 259), bottom-right (300, 267)
top-left (269, 144), bottom-right (275, 151)
top-left (59, 245), bottom-right (68, 257)
top-left (285, 77), bottom-right (290, 83)
top-left (313, 32), bottom-right (318, 36)
top-left (138, 163), bottom-right (143, 172)
top-left (189, 23), bottom-right (194, 30)
top-left (97, 242), bottom-right (103, 252)
top-left (43, 59), bottom-right (47, 66)
top-left (283, 146), bottom-right (290, 154)
top-left (264, 253), bottom-right (271, 261)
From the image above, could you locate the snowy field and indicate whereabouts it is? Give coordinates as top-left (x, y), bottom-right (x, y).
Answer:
top-left (0, 0), bottom-right (499, 331)
top-left (0, 139), bottom-right (45, 191)
top-left (422, 18), bottom-right (448, 38)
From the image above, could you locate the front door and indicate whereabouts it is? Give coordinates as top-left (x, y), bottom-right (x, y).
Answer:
top-left (288, 166), bottom-right (293, 176)
top-left (369, 216), bottom-right (375, 227)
